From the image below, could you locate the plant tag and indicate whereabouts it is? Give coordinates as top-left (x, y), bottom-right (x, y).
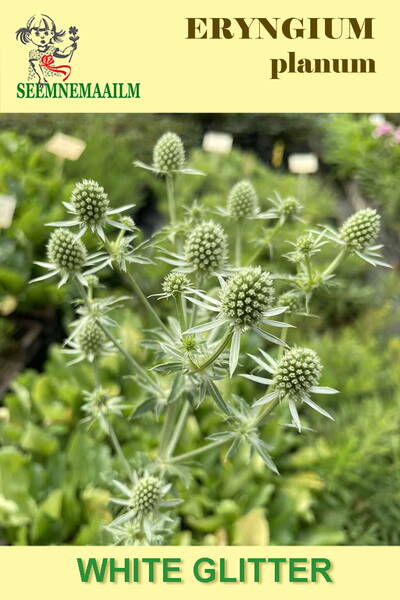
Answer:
top-left (45, 132), bottom-right (86, 161)
top-left (203, 131), bottom-right (233, 154)
top-left (0, 195), bottom-right (16, 228)
top-left (288, 152), bottom-right (319, 174)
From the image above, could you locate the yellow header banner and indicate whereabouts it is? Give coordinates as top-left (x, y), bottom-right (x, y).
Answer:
top-left (0, 546), bottom-right (398, 598)
top-left (0, 0), bottom-right (398, 112)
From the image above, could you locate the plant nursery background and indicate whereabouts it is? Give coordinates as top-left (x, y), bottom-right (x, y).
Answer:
top-left (0, 113), bottom-right (399, 546)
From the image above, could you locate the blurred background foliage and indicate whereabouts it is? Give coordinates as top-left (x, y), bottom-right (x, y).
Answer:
top-left (0, 113), bottom-right (399, 546)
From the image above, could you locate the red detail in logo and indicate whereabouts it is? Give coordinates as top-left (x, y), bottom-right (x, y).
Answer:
top-left (41, 55), bottom-right (71, 81)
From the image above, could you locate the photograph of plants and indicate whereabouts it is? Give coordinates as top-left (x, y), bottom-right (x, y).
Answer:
top-left (0, 113), bottom-right (399, 546)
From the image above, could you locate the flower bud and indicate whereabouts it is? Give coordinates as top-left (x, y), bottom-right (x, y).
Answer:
top-left (162, 272), bottom-right (190, 295)
top-left (278, 291), bottom-right (302, 312)
top-left (221, 266), bottom-right (275, 327)
top-left (47, 229), bottom-right (87, 272)
top-left (274, 347), bottom-right (321, 397)
top-left (184, 221), bottom-right (227, 274)
top-left (228, 180), bottom-right (258, 219)
top-left (281, 196), bottom-right (301, 218)
top-left (130, 475), bottom-right (162, 516)
top-left (339, 208), bottom-right (380, 251)
top-left (71, 179), bottom-right (109, 225)
top-left (78, 320), bottom-right (106, 358)
top-left (153, 132), bottom-right (185, 173)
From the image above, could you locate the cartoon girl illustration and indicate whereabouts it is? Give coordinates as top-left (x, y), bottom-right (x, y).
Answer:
top-left (16, 14), bottom-right (79, 83)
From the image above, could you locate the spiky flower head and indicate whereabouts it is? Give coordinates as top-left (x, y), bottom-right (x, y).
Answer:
top-left (162, 272), bottom-right (190, 296)
top-left (130, 475), bottom-right (162, 516)
top-left (221, 267), bottom-right (275, 327)
top-left (153, 132), bottom-right (185, 173)
top-left (184, 221), bottom-right (228, 274)
top-left (47, 229), bottom-right (87, 273)
top-left (71, 179), bottom-right (109, 226)
top-left (78, 320), bottom-right (106, 359)
top-left (278, 291), bottom-right (302, 313)
top-left (228, 180), bottom-right (258, 219)
top-left (296, 233), bottom-right (316, 255)
top-left (274, 347), bottom-right (322, 397)
top-left (281, 196), bottom-right (301, 219)
top-left (339, 208), bottom-right (380, 251)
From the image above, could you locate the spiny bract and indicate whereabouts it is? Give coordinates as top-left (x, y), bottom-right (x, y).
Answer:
top-left (274, 347), bottom-right (321, 397)
top-left (221, 266), bottom-right (275, 327)
top-left (184, 221), bottom-right (227, 274)
top-left (153, 132), bottom-right (185, 173)
top-left (162, 272), bottom-right (190, 295)
top-left (130, 476), bottom-right (162, 516)
top-left (228, 180), bottom-right (258, 219)
top-left (47, 229), bottom-right (87, 272)
top-left (78, 320), bottom-right (106, 358)
top-left (339, 208), bottom-right (380, 251)
top-left (71, 179), bottom-right (109, 225)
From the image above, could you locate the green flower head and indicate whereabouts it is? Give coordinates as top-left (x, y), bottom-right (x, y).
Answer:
top-left (339, 208), bottom-right (380, 251)
top-left (221, 266), bottom-right (275, 327)
top-left (47, 229), bottom-right (87, 273)
top-left (71, 179), bottom-right (110, 226)
top-left (274, 347), bottom-right (322, 397)
top-left (184, 221), bottom-right (228, 274)
top-left (153, 132), bottom-right (185, 173)
top-left (228, 180), bottom-right (258, 219)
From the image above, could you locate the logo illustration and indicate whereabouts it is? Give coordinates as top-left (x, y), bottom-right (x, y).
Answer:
top-left (16, 14), bottom-right (79, 83)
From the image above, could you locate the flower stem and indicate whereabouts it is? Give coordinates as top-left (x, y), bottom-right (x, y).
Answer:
top-left (159, 398), bottom-right (181, 459)
top-left (322, 248), bottom-right (348, 279)
top-left (235, 221), bottom-right (242, 267)
top-left (166, 400), bottom-right (191, 457)
top-left (166, 175), bottom-right (176, 226)
top-left (247, 221), bottom-right (282, 265)
top-left (107, 420), bottom-right (132, 477)
top-left (97, 321), bottom-right (162, 395)
top-left (196, 327), bottom-right (234, 371)
top-left (169, 438), bottom-right (226, 464)
top-left (125, 270), bottom-right (171, 337)
top-left (254, 394), bottom-right (281, 427)
top-left (175, 295), bottom-right (187, 331)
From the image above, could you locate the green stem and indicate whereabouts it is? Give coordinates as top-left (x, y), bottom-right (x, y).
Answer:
top-left (107, 420), bottom-right (132, 477)
top-left (322, 248), bottom-right (348, 279)
top-left (125, 270), bottom-right (171, 337)
top-left (254, 394), bottom-right (281, 427)
top-left (196, 327), bottom-right (234, 372)
top-left (175, 295), bottom-right (187, 331)
top-left (169, 438), bottom-right (226, 464)
top-left (166, 175), bottom-right (176, 226)
top-left (166, 401), bottom-right (191, 458)
top-left (159, 399), bottom-right (181, 458)
top-left (248, 221), bottom-right (282, 265)
top-left (97, 321), bottom-right (162, 395)
top-left (189, 274), bottom-right (203, 328)
top-left (235, 221), bottom-right (242, 267)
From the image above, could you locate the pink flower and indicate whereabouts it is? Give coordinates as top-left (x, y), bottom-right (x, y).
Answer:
top-left (393, 127), bottom-right (400, 144)
top-left (373, 121), bottom-right (394, 137)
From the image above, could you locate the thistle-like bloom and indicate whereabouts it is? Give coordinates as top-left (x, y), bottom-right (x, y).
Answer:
top-left (278, 291), bottom-right (303, 313)
top-left (339, 208), bottom-right (380, 251)
top-left (151, 272), bottom-right (192, 300)
top-left (30, 228), bottom-right (88, 288)
top-left (264, 192), bottom-right (303, 224)
top-left (109, 471), bottom-right (181, 529)
top-left (243, 347), bottom-right (338, 431)
top-left (285, 232), bottom-right (327, 264)
top-left (184, 267), bottom-right (292, 376)
top-left (315, 208), bottom-right (390, 268)
top-left (106, 514), bottom-right (171, 546)
top-left (227, 180), bottom-right (259, 219)
top-left (62, 319), bottom-right (114, 365)
top-left (221, 267), bottom-right (275, 328)
top-left (134, 132), bottom-right (204, 177)
top-left (81, 387), bottom-right (130, 432)
top-left (47, 179), bottom-right (134, 241)
top-left (160, 221), bottom-right (229, 277)
top-left (153, 132), bottom-right (185, 173)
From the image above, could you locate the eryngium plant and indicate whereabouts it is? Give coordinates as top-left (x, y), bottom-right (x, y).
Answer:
top-left (31, 131), bottom-right (391, 545)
